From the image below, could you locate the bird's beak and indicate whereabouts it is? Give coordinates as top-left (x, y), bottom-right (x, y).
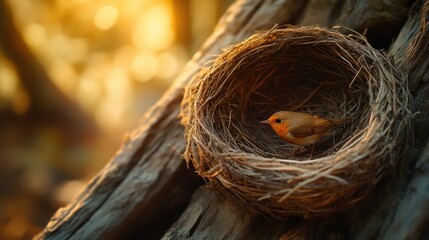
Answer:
top-left (259, 119), bottom-right (270, 125)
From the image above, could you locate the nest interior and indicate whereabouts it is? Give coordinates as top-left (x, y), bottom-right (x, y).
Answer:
top-left (182, 27), bottom-right (411, 218)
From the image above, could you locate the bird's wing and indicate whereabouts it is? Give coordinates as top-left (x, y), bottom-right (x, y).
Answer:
top-left (289, 119), bottom-right (333, 137)
top-left (312, 119), bottom-right (334, 134)
top-left (288, 124), bottom-right (315, 137)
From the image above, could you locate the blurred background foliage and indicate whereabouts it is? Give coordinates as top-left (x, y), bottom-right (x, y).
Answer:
top-left (0, 0), bottom-right (232, 239)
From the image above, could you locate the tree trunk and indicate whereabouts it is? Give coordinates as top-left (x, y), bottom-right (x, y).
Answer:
top-left (36, 0), bottom-right (429, 239)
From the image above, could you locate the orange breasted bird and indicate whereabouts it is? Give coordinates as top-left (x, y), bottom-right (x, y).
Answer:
top-left (260, 111), bottom-right (348, 146)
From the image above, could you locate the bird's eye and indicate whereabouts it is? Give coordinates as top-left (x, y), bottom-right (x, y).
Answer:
top-left (275, 118), bottom-right (281, 123)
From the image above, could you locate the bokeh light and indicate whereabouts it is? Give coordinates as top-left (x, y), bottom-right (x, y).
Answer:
top-left (131, 51), bottom-right (159, 82)
top-left (49, 61), bottom-right (79, 95)
top-left (0, 62), bottom-right (19, 99)
top-left (0, 0), bottom-right (232, 239)
top-left (131, 5), bottom-right (174, 50)
top-left (94, 5), bottom-right (119, 30)
top-left (23, 23), bottom-right (46, 48)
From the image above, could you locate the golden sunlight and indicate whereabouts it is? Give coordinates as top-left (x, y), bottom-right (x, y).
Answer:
top-left (105, 67), bottom-right (131, 98)
top-left (131, 5), bottom-right (174, 50)
top-left (0, 0), bottom-right (227, 238)
top-left (157, 51), bottom-right (179, 80)
top-left (95, 66), bottom-right (132, 127)
top-left (131, 51), bottom-right (159, 82)
top-left (0, 62), bottom-right (19, 99)
top-left (76, 76), bottom-right (101, 109)
top-left (94, 5), bottom-right (119, 30)
top-left (49, 62), bottom-right (78, 95)
top-left (23, 23), bottom-right (46, 48)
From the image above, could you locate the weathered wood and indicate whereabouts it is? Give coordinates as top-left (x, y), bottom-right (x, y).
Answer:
top-left (384, 142), bottom-right (429, 239)
top-left (164, 189), bottom-right (351, 240)
top-left (297, 0), bottom-right (340, 27)
top-left (162, 188), bottom-right (287, 240)
top-left (382, 1), bottom-right (429, 239)
top-left (37, 91), bottom-right (198, 239)
top-left (390, 0), bottom-right (429, 145)
top-left (335, 0), bottom-right (411, 30)
top-left (335, 0), bottom-right (412, 49)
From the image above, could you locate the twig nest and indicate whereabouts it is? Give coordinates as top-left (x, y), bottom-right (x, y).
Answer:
top-left (181, 27), bottom-right (411, 218)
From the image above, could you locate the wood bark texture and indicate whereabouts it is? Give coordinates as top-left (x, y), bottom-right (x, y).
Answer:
top-left (37, 0), bottom-right (429, 239)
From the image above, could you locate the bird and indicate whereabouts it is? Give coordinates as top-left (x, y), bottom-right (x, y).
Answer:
top-left (260, 111), bottom-right (349, 146)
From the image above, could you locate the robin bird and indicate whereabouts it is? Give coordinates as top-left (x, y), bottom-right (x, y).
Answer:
top-left (260, 111), bottom-right (349, 146)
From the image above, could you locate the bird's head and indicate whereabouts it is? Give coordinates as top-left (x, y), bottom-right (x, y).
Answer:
top-left (260, 111), bottom-right (289, 134)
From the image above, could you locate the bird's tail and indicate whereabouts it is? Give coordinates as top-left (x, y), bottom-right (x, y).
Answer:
top-left (332, 117), bottom-right (351, 125)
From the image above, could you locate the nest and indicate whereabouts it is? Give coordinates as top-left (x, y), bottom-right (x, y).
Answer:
top-left (181, 27), bottom-right (411, 218)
